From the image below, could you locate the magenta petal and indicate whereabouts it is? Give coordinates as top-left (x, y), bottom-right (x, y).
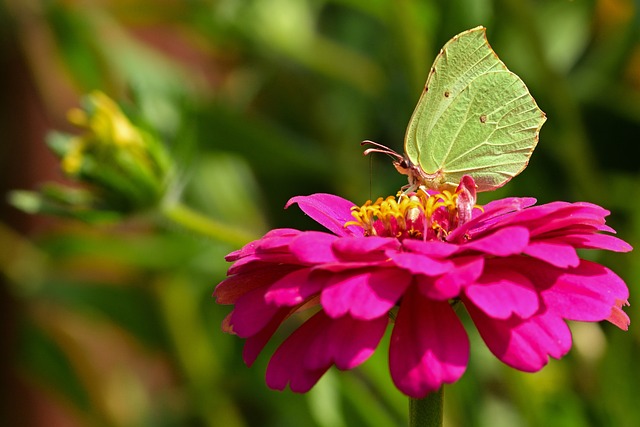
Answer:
top-left (467, 303), bottom-right (572, 372)
top-left (256, 229), bottom-right (302, 252)
top-left (321, 268), bottom-right (411, 319)
top-left (265, 312), bottom-right (386, 392)
top-left (243, 308), bottom-right (291, 366)
top-left (265, 314), bottom-right (329, 392)
top-left (305, 313), bottom-right (388, 370)
top-left (427, 256), bottom-right (484, 299)
top-left (265, 269), bottom-right (325, 306)
top-left (481, 196), bottom-right (538, 215)
top-left (227, 252), bottom-right (300, 275)
top-left (449, 197), bottom-right (537, 241)
top-left (225, 242), bottom-right (257, 262)
top-left (402, 239), bottom-right (459, 258)
top-left (215, 264), bottom-right (300, 304)
top-left (461, 226), bottom-right (529, 256)
top-left (230, 287), bottom-right (284, 338)
top-left (555, 233), bottom-right (633, 252)
top-left (527, 204), bottom-right (608, 236)
top-left (465, 270), bottom-right (539, 319)
top-left (226, 229), bottom-right (299, 261)
top-left (524, 240), bottom-right (579, 268)
top-left (315, 260), bottom-right (387, 272)
top-left (389, 286), bottom-right (469, 398)
top-left (332, 236), bottom-right (400, 260)
top-left (289, 232), bottom-right (339, 264)
top-left (389, 251), bottom-right (453, 276)
top-left (540, 259), bottom-right (629, 322)
top-left (286, 193), bottom-right (363, 237)
top-left (608, 299), bottom-right (630, 330)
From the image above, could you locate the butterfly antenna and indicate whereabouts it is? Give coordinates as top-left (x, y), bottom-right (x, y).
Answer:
top-left (361, 140), bottom-right (404, 162)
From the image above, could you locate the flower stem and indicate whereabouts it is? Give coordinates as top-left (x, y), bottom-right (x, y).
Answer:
top-left (409, 388), bottom-right (444, 427)
top-left (160, 202), bottom-right (257, 246)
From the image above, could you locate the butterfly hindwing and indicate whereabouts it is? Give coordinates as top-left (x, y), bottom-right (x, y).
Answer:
top-left (404, 26), bottom-right (546, 192)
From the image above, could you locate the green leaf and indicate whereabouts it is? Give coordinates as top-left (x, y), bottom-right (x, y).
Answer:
top-left (17, 317), bottom-right (91, 411)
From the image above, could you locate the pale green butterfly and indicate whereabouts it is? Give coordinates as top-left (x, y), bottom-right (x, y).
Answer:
top-left (364, 26), bottom-right (546, 192)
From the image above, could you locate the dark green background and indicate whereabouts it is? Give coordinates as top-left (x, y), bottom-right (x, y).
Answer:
top-left (1, 0), bottom-right (638, 426)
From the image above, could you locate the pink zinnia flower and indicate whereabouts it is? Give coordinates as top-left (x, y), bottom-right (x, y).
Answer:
top-left (214, 176), bottom-right (631, 398)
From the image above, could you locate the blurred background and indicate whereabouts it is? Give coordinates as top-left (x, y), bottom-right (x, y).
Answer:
top-left (1, 0), bottom-right (639, 426)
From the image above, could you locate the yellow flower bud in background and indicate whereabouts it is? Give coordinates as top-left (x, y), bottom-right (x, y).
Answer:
top-left (11, 91), bottom-right (174, 221)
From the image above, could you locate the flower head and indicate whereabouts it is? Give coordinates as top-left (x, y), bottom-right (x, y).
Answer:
top-left (10, 91), bottom-right (174, 222)
top-left (214, 176), bottom-right (631, 398)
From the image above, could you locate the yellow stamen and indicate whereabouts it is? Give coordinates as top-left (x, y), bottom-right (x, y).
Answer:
top-left (346, 187), bottom-right (485, 239)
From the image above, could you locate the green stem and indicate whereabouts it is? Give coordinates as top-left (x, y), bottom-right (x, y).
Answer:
top-left (160, 202), bottom-right (258, 246)
top-left (409, 388), bottom-right (444, 427)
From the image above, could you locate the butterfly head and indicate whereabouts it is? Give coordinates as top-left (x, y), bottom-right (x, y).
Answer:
top-left (361, 140), bottom-right (432, 192)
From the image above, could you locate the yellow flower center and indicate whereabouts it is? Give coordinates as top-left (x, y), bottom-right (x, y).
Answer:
top-left (347, 188), bottom-right (463, 241)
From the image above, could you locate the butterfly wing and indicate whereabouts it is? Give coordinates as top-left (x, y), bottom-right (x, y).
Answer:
top-left (404, 26), bottom-right (546, 192)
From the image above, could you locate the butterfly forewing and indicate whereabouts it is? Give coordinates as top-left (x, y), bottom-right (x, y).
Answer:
top-left (404, 26), bottom-right (546, 192)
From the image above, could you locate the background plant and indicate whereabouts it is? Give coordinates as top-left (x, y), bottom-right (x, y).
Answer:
top-left (0, 0), bottom-right (638, 426)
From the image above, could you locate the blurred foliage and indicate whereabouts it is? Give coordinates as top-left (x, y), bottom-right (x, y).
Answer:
top-left (1, 0), bottom-right (639, 426)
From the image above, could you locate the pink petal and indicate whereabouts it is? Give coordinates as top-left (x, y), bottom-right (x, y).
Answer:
top-left (417, 256), bottom-right (484, 300)
top-left (227, 252), bottom-right (300, 275)
top-left (225, 242), bottom-right (257, 262)
top-left (265, 316), bottom-right (329, 392)
top-left (226, 228), bottom-right (300, 261)
top-left (551, 233), bottom-right (632, 252)
top-left (286, 193), bottom-right (363, 237)
top-left (265, 268), bottom-right (326, 306)
top-left (289, 232), bottom-right (339, 264)
top-left (485, 257), bottom-right (630, 324)
top-left (255, 228), bottom-right (302, 253)
top-left (598, 224), bottom-right (616, 233)
top-left (607, 299), bottom-right (630, 330)
top-left (573, 201), bottom-right (611, 215)
top-left (540, 259), bottom-right (629, 322)
top-left (332, 236), bottom-right (400, 261)
top-left (528, 204), bottom-right (608, 236)
top-left (321, 268), bottom-right (411, 319)
top-left (461, 226), bottom-right (530, 256)
top-left (266, 311), bottom-right (386, 392)
top-left (230, 287), bottom-right (288, 337)
top-left (467, 303), bottom-right (572, 372)
top-left (243, 307), bottom-right (292, 366)
top-left (305, 312), bottom-right (388, 370)
top-left (449, 197), bottom-right (536, 241)
top-left (314, 260), bottom-right (388, 273)
top-left (402, 239), bottom-right (459, 258)
top-left (481, 197), bottom-right (538, 214)
top-left (214, 264), bottom-right (301, 304)
top-left (389, 286), bottom-right (469, 398)
top-left (482, 203), bottom-right (610, 241)
top-left (262, 228), bottom-right (303, 239)
top-left (388, 251), bottom-right (453, 276)
top-left (465, 270), bottom-right (539, 319)
top-left (523, 240), bottom-right (579, 268)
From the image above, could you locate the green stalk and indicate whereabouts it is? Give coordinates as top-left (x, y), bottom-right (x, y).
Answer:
top-left (409, 387), bottom-right (444, 427)
top-left (160, 202), bottom-right (257, 246)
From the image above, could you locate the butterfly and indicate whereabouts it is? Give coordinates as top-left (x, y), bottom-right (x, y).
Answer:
top-left (364, 26), bottom-right (546, 193)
